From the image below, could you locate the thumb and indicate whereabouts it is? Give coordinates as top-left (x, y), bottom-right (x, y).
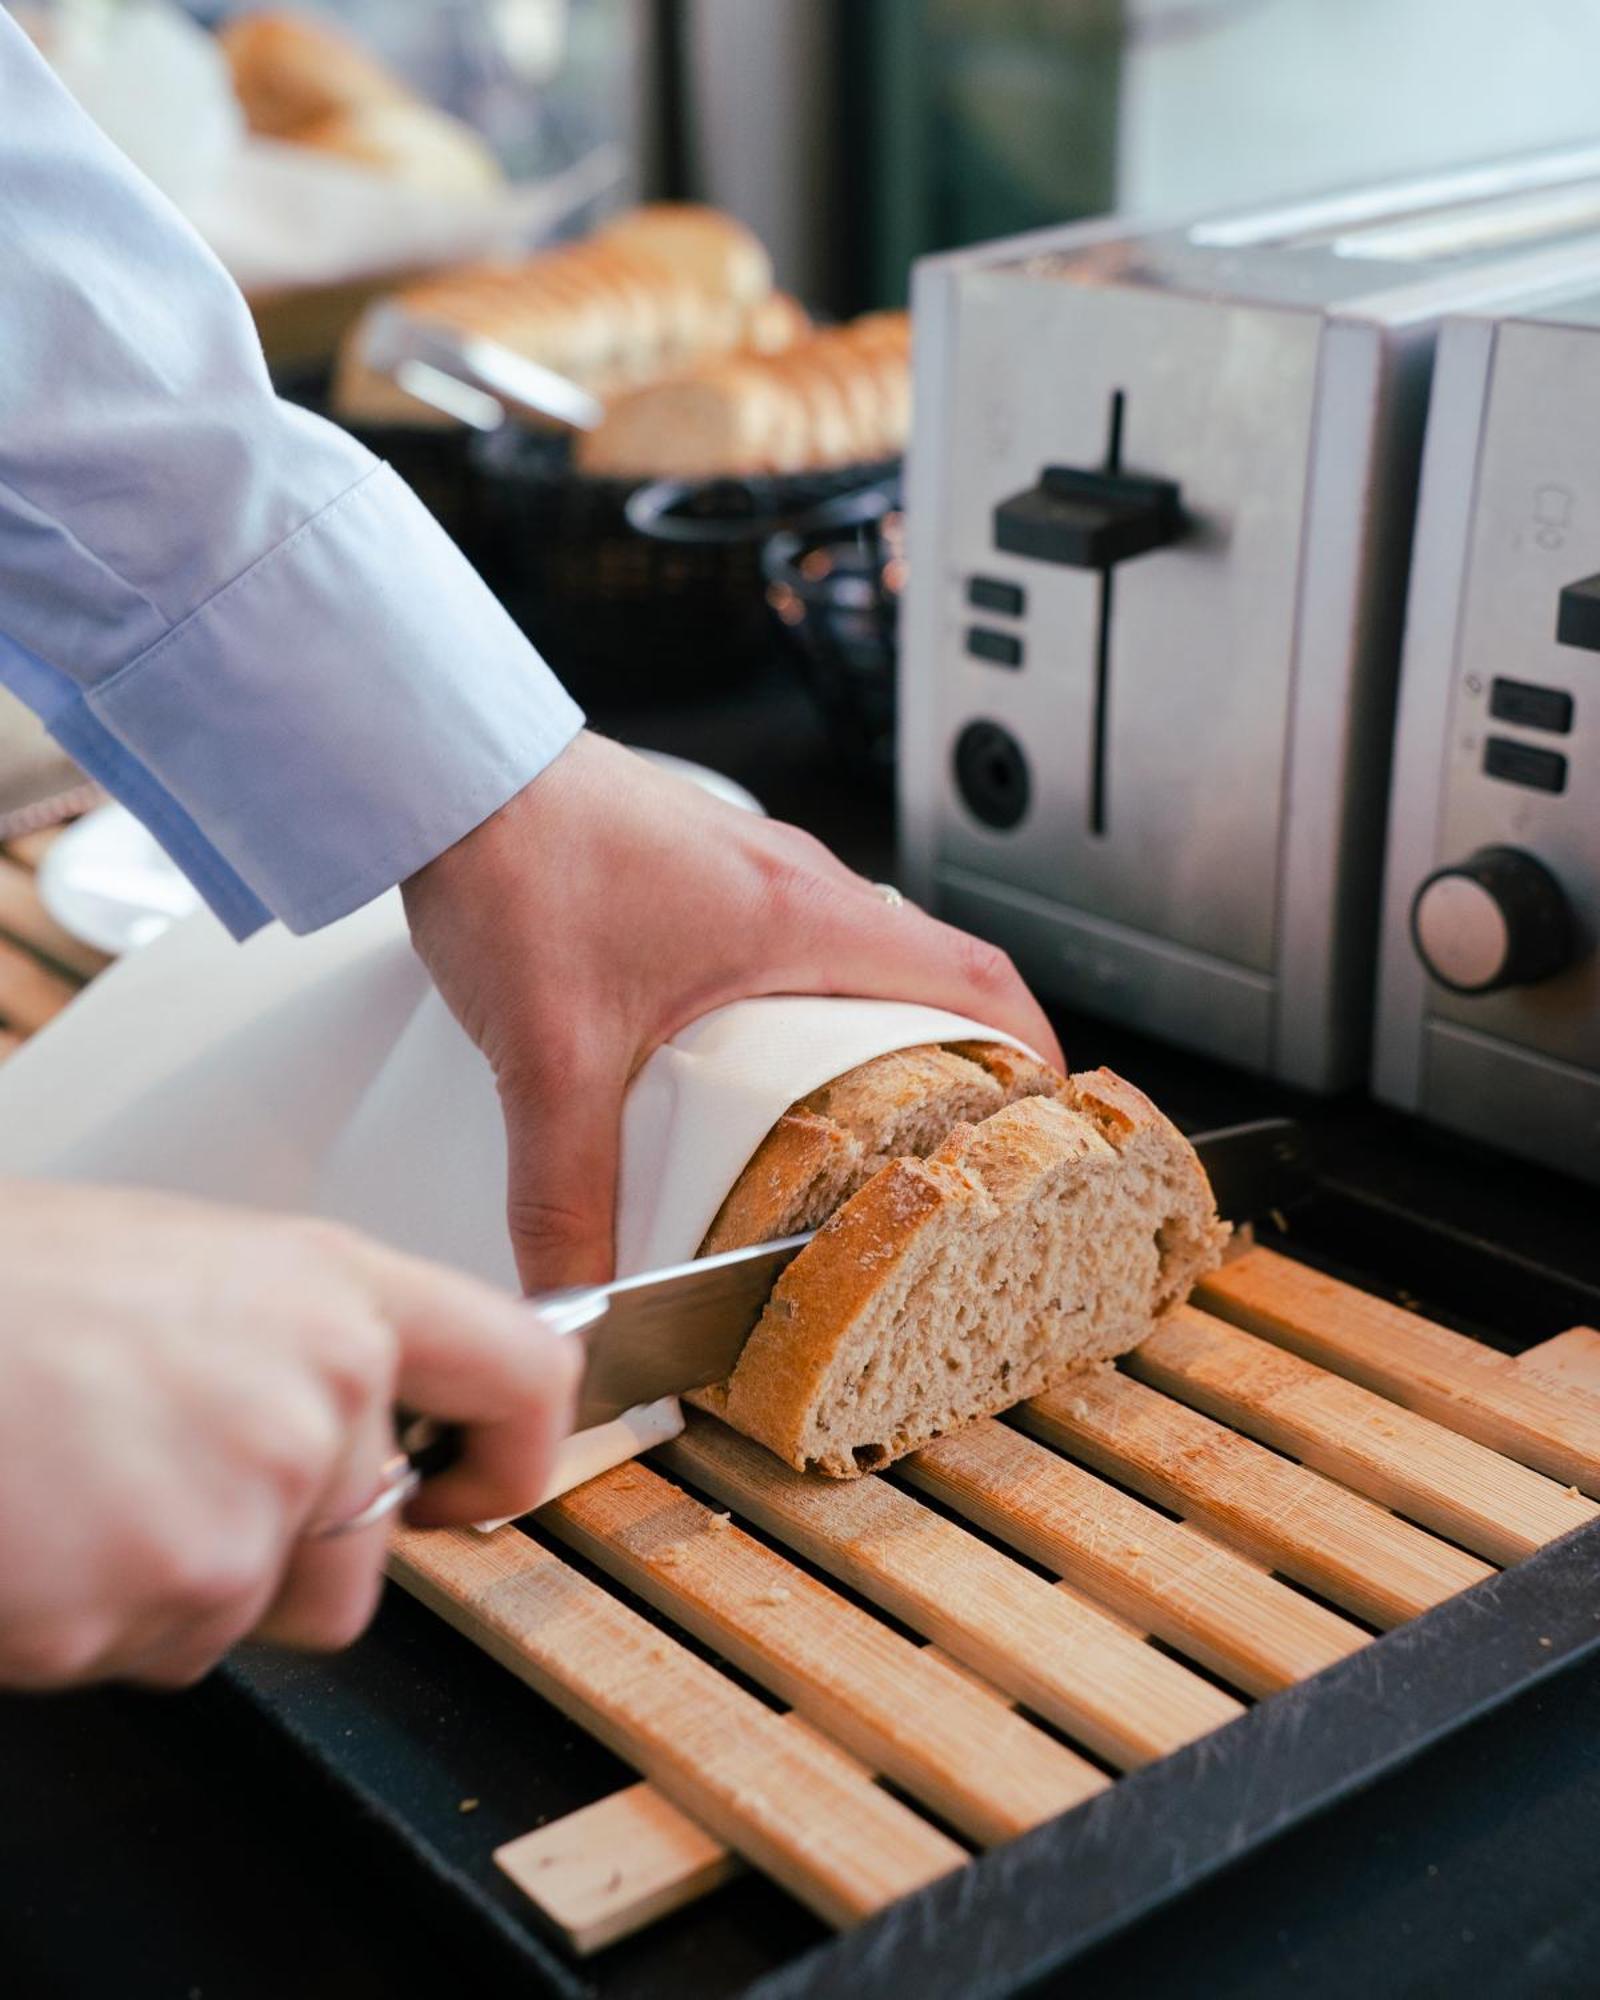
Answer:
top-left (500, 1050), bottom-right (624, 1295)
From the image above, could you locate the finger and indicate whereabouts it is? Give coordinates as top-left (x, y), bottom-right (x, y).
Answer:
top-left (776, 887), bottom-right (1066, 1071)
top-left (401, 1312), bottom-right (576, 1527)
top-left (500, 1046), bottom-right (627, 1292)
top-left (120, 1568), bottom-right (283, 1688)
top-left (251, 1395), bottom-right (394, 1652)
top-left (342, 1244), bottom-right (582, 1525)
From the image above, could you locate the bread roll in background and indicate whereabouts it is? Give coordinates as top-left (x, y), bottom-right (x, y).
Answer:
top-left (220, 10), bottom-right (410, 138)
top-left (572, 313), bottom-right (912, 478)
top-left (294, 100), bottom-right (503, 196)
top-left (332, 206), bottom-right (811, 432)
top-left (695, 1047), bottom-right (1228, 1478)
top-left (577, 361), bottom-right (806, 480)
top-left (742, 292), bottom-right (813, 355)
top-left (600, 203), bottom-right (774, 308)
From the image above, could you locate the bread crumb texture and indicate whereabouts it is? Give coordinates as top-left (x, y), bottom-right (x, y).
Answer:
top-left (703, 1049), bottom-right (1227, 1479)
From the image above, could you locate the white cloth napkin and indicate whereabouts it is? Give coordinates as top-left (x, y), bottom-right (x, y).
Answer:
top-left (0, 897), bottom-right (1026, 1497)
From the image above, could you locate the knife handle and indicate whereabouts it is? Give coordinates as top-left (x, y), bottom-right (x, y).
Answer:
top-left (396, 1409), bottom-right (462, 1483)
top-left (388, 1292), bottom-right (612, 1507)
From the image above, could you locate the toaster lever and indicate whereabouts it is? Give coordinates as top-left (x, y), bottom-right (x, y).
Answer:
top-left (994, 465), bottom-right (1184, 570)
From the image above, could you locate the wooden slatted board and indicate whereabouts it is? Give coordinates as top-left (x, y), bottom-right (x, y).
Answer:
top-left (0, 827), bottom-right (106, 1057)
top-left (13, 822), bottom-right (1591, 1963)
top-left (387, 1251), bottom-right (1600, 1960)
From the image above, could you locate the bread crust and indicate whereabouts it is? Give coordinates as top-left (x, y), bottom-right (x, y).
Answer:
top-left (599, 204), bottom-right (774, 306)
top-left (698, 1042), bottom-right (1060, 1259)
top-left (700, 1052), bottom-right (1224, 1478)
top-left (699, 1112), bottom-right (862, 1257)
top-left (722, 1154), bottom-right (973, 1473)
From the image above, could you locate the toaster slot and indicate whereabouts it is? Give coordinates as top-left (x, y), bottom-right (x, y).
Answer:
top-left (991, 389), bottom-right (1187, 836)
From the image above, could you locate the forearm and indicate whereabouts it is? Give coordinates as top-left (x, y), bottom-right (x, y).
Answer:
top-left (0, 13), bottom-right (582, 936)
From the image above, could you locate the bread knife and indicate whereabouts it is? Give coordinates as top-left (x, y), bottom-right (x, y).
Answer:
top-left (531, 1114), bottom-right (1314, 1434)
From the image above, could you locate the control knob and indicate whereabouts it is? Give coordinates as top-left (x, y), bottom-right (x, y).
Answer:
top-left (1409, 846), bottom-right (1575, 995)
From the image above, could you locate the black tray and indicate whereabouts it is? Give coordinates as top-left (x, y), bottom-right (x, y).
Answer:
top-left (210, 1124), bottom-right (1600, 1999)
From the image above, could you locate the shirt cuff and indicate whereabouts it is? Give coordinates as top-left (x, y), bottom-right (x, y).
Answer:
top-left (87, 463), bottom-right (585, 935)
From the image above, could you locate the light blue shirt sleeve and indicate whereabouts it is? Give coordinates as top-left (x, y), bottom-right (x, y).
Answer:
top-left (0, 14), bottom-right (584, 938)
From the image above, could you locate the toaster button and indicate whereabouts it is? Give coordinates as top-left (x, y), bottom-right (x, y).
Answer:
top-left (954, 720), bottom-right (1030, 829)
top-left (968, 576), bottom-right (1026, 617)
top-left (1557, 571), bottom-right (1600, 651)
top-left (1488, 678), bottom-right (1573, 733)
top-left (1483, 737), bottom-right (1568, 793)
top-left (994, 465), bottom-right (1184, 569)
top-left (966, 626), bottom-right (1024, 668)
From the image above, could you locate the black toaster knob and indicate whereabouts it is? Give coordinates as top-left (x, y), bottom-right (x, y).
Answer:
top-left (1409, 846), bottom-right (1577, 995)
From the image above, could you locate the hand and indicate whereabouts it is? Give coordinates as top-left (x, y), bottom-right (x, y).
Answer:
top-left (403, 730), bottom-right (1062, 1292)
top-left (0, 1182), bottom-right (577, 1690)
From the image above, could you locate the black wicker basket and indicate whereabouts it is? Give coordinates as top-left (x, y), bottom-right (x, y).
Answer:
top-left (471, 427), bottom-right (900, 702)
top-left (762, 480), bottom-right (903, 785)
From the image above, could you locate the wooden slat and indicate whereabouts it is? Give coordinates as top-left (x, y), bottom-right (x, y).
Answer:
top-left (659, 1415), bottom-right (1242, 1769)
top-left (1517, 1328), bottom-right (1600, 1402)
top-left (1019, 1369), bottom-right (1492, 1627)
top-left (0, 856), bottom-right (108, 980)
top-left (0, 935), bottom-right (77, 1033)
top-left (1200, 1245), bottom-right (1600, 1495)
top-left (388, 1524), bottom-right (965, 1929)
top-left (903, 1418), bottom-right (1367, 1695)
top-left (496, 1785), bottom-right (739, 1956)
top-left (542, 1463), bottom-right (1107, 1844)
top-left (496, 1708), bottom-right (851, 1956)
top-left (506, 1479), bottom-right (1134, 1952)
top-left (1129, 1309), bottom-right (1596, 1565)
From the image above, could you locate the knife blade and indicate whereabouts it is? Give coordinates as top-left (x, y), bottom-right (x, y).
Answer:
top-left (531, 1114), bottom-right (1313, 1434)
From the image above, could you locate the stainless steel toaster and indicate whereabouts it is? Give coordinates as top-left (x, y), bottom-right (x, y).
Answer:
top-left (899, 149), bottom-right (1600, 1090)
top-left (1374, 295), bottom-right (1600, 1184)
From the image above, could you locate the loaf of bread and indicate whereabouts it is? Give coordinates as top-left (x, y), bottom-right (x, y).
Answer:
top-left (695, 1045), bottom-right (1227, 1477)
top-left (222, 10), bottom-right (502, 196)
top-left (598, 203), bottom-right (774, 308)
top-left (293, 101), bottom-right (502, 195)
top-left (574, 311), bottom-right (912, 478)
top-left (220, 11), bottom-right (410, 139)
top-left (332, 208), bottom-right (809, 429)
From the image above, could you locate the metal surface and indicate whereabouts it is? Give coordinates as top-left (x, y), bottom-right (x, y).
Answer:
top-left (1413, 872), bottom-right (1511, 990)
top-left (360, 302), bottom-right (604, 433)
top-left (900, 149), bottom-right (1600, 1094)
top-left (1375, 300), bottom-right (1600, 1183)
top-left (307, 1452), bottom-right (420, 1541)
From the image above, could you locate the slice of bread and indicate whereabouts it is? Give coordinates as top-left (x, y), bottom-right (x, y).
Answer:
top-left (699, 1041), bottom-right (1062, 1254)
top-left (572, 311), bottom-right (913, 477)
top-left (697, 1056), bottom-right (1227, 1478)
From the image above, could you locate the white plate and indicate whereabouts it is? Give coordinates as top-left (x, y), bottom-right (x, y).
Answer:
top-left (38, 804), bottom-right (204, 957)
top-left (38, 752), bottom-right (764, 957)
